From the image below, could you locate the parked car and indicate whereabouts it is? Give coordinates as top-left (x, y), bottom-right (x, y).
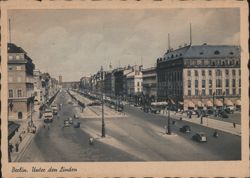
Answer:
top-left (219, 111), bottom-right (229, 118)
top-left (192, 132), bottom-right (207, 142)
top-left (73, 121), bottom-right (80, 128)
top-left (68, 117), bottom-right (73, 124)
top-left (150, 106), bottom-right (160, 114)
top-left (179, 125), bottom-right (191, 133)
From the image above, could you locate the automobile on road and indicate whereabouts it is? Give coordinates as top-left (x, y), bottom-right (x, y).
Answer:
top-left (64, 120), bottom-right (70, 127)
top-left (88, 100), bottom-right (101, 106)
top-left (69, 117), bottom-right (73, 124)
top-left (179, 125), bottom-right (191, 133)
top-left (51, 105), bottom-right (58, 115)
top-left (43, 109), bottom-right (53, 123)
top-left (192, 132), bottom-right (207, 142)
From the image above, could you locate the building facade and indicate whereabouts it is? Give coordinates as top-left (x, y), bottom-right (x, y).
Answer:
top-left (156, 44), bottom-right (241, 110)
top-left (142, 67), bottom-right (157, 101)
top-left (8, 43), bottom-right (35, 120)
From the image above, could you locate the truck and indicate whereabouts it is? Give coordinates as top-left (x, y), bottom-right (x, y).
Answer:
top-left (43, 109), bottom-right (53, 123)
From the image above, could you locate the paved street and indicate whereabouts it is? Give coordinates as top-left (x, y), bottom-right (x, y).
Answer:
top-left (18, 90), bottom-right (241, 162)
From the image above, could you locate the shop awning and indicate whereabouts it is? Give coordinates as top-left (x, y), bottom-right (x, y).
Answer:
top-left (197, 101), bottom-right (204, 107)
top-left (226, 99), bottom-right (234, 106)
top-left (215, 100), bottom-right (223, 107)
top-left (235, 100), bottom-right (241, 106)
top-left (188, 101), bottom-right (195, 108)
top-left (206, 100), bottom-right (213, 107)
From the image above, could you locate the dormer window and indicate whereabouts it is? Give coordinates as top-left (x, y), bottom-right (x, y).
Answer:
top-left (230, 52), bottom-right (234, 55)
top-left (200, 52), bottom-right (204, 55)
top-left (180, 53), bottom-right (182, 56)
top-left (171, 54), bottom-right (174, 58)
top-left (214, 50), bottom-right (220, 55)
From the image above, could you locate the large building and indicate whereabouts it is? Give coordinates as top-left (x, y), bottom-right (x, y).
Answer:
top-left (8, 43), bottom-right (35, 120)
top-left (142, 67), bottom-right (157, 101)
top-left (156, 44), bottom-right (241, 110)
top-left (33, 69), bottom-right (45, 105)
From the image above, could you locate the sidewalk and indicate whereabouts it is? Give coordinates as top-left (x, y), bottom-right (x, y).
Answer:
top-left (160, 110), bottom-right (241, 136)
top-left (9, 106), bottom-right (43, 162)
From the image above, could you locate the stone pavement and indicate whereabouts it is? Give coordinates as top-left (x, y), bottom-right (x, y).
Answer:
top-left (160, 110), bottom-right (241, 136)
top-left (9, 105), bottom-right (43, 162)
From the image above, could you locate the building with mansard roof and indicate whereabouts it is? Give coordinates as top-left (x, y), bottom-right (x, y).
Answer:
top-left (156, 43), bottom-right (241, 110)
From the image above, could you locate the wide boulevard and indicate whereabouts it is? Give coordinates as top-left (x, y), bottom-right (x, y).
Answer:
top-left (19, 90), bottom-right (241, 162)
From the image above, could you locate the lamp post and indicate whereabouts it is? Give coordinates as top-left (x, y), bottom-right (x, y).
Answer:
top-left (166, 97), bottom-right (171, 135)
top-left (212, 92), bottom-right (215, 108)
top-left (222, 91), bottom-right (225, 110)
top-left (100, 66), bottom-right (105, 138)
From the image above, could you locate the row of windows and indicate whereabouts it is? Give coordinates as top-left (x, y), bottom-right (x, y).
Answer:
top-left (187, 88), bottom-right (241, 96)
top-left (188, 79), bottom-right (241, 88)
top-left (8, 55), bottom-right (22, 60)
top-left (9, 89), bottom-right (23, 98)
top-left (8, 66), bottom-right (23, 71)
top-left (187, 69), bottom-right (240, 77)
top-left (185, 59), bottom-right (240, 67)
top-left (158, 71), bottom-right (183, 81)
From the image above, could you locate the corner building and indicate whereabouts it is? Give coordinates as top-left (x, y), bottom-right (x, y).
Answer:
top-left (156, 44), bottom-right (241, 110)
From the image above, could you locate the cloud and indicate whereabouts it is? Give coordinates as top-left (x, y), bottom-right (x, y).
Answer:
top-left (9, 9), bottom-right (240, 81)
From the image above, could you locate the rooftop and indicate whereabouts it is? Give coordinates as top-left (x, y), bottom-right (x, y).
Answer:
top-left (159, 44), bottom-right (240, 62)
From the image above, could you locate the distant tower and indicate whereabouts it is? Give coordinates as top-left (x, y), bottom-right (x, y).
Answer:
top-left (59, 75), bottom-right (63, 85)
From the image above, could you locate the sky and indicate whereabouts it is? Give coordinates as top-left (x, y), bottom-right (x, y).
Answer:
top-left (9, 8), bottom-right (240, 82)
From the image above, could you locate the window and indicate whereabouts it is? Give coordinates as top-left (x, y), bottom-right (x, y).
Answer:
top-left (16, 66), bottom-right (22, 70)
top-left (239, 88), bottom-right (241, 95)
top-left (202, 80), bottom-right (205, 88)
top-left (216, 79), bottom-right (222, 88)
top-left (216, 89), bottom-right (222, 95)
top-left (188, 90), bottom-right (191, 96)
top-left (216, 69), bottom-right (221, 76)
top-left (239, 69), bottom-right (241, 76)
top-left (239, 79), bottom-right (241, 87)
top-left (214, 50), bottom-right (220, 55)
top-left (195, 89), bottom-right (199, 96)
top-left (232, 79), bottom-right (236, 87)
top-left (17, 89), bottom-right (22, 97)
top-left (16, 55), bottom-right (20, 60)
top-left (9, 89), bottom-right (13, 98)
top-left (225, 79), bottom-right (229, 87)
top-left (232, 69), bottom-right (236, 76)
top-left (137, 82), bottom-right (140, 87)
top-left (194, 60), bottom-right (197, 65)
top-left (194, 70), bottom-right (198, 76)
top-left (195, 80), bottom-right (198, 88)
top-left (232, 88), bottom-right (236, 95)
top-left (187, 70), bottom-right (191, 76)
top-left (209, 89), bottom-right (212, 95)
top-left (8, 55), bottom-right (13, 60)
top-left (8, 66), bottom-right (13, 71)
top-left (188, 80), bottom-right (191, 88)
top-left (202, 89), bottom-right (205, 96)
top-left (209, 80), bottom-right (212, 88)
top-left (225, 69), bottom-right (229, 75)
top-left (202, 70), bottom-right (205, 76)
top-left (226, 89), bottom-right (229, 95)
top-left (208, 70), bottom-right (212, 76)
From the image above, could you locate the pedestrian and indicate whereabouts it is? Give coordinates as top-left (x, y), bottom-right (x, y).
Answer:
top-left (15, 143), bottom-right (19, 152)
top-left (200, 116), bottom-right (203, 124)
top-left (89, 137), bottom-right (94, 145)
top-left (233, 122), bottom-right (236, 128)
top-left (213, 130), bottom-right (219, 138)
top-left (19, 135), bottom-right (22, 142)
top-left (180, 117), bottom-right (182, 121)
top-left (172, 120), bottom-right (176, 125)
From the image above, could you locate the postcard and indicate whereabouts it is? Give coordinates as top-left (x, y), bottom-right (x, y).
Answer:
top-left (1, 0), bottom-right (249, 177)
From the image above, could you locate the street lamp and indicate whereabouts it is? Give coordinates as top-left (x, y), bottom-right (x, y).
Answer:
top-left (166, 97), bottom-right (171, 135)
top-left (100, 66), bottom-right (105, 138)
top-left (222, 91), bottom-right (225, 110)
top-left (212, 92), bottom-right (216, 108)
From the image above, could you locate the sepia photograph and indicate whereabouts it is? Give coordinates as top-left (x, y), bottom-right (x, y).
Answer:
top-left (6, 8), bottom-right (242, 162)
top-left (1, 1), bottom-right (249, 177)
